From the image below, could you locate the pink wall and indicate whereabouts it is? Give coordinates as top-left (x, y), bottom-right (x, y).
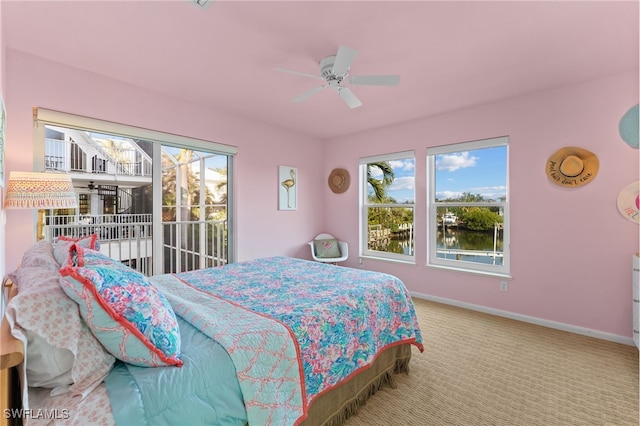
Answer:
top-left (0, 3), bottom-right (6, 283)
top-left (0, 3), bottom-right (4, 94)
top-left (3, 49), bottom-right (325, 269)
top-left (323, 71), bottom-right (639, 340)
top-left (3, 48), bottom-right (639, 342)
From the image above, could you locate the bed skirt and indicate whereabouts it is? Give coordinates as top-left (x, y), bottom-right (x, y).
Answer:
top-left (301, 343), bottom-right (412, 426)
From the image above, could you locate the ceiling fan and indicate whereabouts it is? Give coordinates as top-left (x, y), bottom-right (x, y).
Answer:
top-left (78, 181), bottom-right (118, 196)
top-left (275, 45), bottom-right (400, 109)
top-left (79, 181), bottom-right (103, 191)
top-left (78, 181), bottom-right (98, 191)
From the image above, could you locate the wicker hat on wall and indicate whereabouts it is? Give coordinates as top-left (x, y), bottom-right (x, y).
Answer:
top-left (546, 147), bottom-right (599, 188)
top-left (328, 168), bottom-right (350, 193)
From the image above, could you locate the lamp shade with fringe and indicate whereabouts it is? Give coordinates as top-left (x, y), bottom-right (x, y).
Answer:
top-left (4, 172), bottom-right (77, 209)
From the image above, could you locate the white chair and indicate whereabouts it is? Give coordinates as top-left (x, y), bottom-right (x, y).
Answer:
top-left (308, 233), bottom-right (348, 264)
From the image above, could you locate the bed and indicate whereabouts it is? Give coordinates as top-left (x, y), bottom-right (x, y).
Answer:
top-left (1, 238), bottom-right (423, 425)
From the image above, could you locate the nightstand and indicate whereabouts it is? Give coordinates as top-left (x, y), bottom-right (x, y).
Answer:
top-left (633, 254), bottom-right (639, 349)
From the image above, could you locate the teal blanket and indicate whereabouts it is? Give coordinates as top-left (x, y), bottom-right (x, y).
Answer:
top-left (104, 316), bottom-right (247, 426)
top-left (151, 273), bottom-right (305, 425)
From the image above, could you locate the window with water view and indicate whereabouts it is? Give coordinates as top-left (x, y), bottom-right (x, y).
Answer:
top-left (427, 137), bottom-right (509, 276)
top-left (360, 151), bottom-right (415, 262)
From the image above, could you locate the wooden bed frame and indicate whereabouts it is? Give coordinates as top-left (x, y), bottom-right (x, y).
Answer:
top-left (0, 278), bottom-right (412, 426)
top-left (1, 281), bottom-right (23, 426)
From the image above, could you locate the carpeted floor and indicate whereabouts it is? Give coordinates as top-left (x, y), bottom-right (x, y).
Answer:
top-left (345, 298), bottom-right (639, 426)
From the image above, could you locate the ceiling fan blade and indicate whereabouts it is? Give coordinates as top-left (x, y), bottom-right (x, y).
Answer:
top-left (292, 85), bottom-right (326, 103)
top-left (338, 87), bottom-right (362, 109)
top-left (274, 67), bottom-right (324, 81)
top-left (332, 45), bottom-right (358, 76)
top-left (349, 74), bottom-right (400, 86)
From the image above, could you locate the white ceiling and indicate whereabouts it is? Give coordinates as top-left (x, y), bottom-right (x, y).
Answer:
top-left (3, 0), bottom-right (639, 140)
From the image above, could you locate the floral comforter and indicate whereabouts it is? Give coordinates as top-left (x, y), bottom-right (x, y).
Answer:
top-left (171, 256), bottom-right (423, 423)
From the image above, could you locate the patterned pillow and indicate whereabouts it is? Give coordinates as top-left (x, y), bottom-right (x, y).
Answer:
top-left (59, 245), bottom-right (183, 367)
top-left (314, 238), bottom-right (341, 258)
top-left (53, 234), bottom-right (100, 266)
top-left (20, 240), bottom-right (59, 270)
top-left (6, 266), bottom-right (115, 397)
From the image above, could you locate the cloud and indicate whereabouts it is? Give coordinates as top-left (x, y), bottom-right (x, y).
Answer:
top-left (435, 190), bottom-right (463, 200)
top-left (368, 167), bottom-right (383, 178)
top-left (436, 152), bottom-right (477, 172)
top-left (389, 176), bottom-right (415, 192)
top-left (368, 159), bottom-right (414, 178)
top-left (435, 186), bottom-right (506, 201)
top-left (470, 185), bottom-right (507, 200)
top-left (389, 159), bottom-right (415, 171)
top-left (475, 185), bottom-right (506, 193)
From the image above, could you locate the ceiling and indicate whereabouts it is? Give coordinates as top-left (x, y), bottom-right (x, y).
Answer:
top-left (3, 0), bottom-right (639, 141)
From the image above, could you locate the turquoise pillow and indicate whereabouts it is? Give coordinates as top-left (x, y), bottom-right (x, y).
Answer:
top-left (59, 245), bottom-right (182, 367)
top-left (314, 238), bottom-right (341, 258)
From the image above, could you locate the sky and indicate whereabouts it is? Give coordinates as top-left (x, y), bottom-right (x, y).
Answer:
top-left (367, 145), bottom-right (507, 203)
top-left (368, 157), bottom-right (415, 203)
top-left (435, 145), bottom-right (507, 201)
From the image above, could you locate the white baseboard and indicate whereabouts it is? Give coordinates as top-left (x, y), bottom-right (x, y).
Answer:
top-left (410, 291), bottom-right (636, 347)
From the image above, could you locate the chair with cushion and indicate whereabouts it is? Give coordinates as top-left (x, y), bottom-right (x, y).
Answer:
top-left (308, 233), bottom-right (348, 264)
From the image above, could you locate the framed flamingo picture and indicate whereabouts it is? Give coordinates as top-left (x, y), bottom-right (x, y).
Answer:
top-left (278, 165), bottom-right (297, 210)
top-left (0, 95), bottom-right (4, 187)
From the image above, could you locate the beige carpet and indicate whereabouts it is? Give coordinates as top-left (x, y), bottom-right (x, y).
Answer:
top-left (346, 298), bottom-right (639, 426)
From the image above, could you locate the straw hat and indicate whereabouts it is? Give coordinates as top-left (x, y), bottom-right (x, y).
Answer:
top-left (546, 147), bottom-right (599, 188)
top-left (617, 181), bottom-right (640, 224)
top-left (328, 168), bottom-right (350, 193)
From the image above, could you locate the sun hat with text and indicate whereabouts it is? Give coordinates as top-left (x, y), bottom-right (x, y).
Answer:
top-left (617, 181), bottom-right (640, 224)
top-left (545, 147), bottom-right (599, 188)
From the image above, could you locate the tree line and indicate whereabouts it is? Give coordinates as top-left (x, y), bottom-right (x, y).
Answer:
top-left (367, 163), bottom-right (502, 233)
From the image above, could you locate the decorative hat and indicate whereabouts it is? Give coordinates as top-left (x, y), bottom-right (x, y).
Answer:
top-left (546, 147), bottom-right (599, 188)
top-left (619, 104), bottom-right (639, 149)
top-left (328, 168), bottom-right (350, 194)
top-left (617, 181), bottom-right (640, 224)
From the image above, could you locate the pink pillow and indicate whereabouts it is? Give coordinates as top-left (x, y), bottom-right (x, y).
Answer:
top-left (53, 234), bottom-right (100, 266)
top-left (20, 240), bottom-right (59, 270)
top-left (6, 266), bottom-right (115, 398)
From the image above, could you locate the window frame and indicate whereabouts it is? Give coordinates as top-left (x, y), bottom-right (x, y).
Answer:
top-left (427, 136), bottom-right (510, 277)
top-left (359, 150), bottom-right (416, 264)
top-left (33, 108), bottom-right (237, 273)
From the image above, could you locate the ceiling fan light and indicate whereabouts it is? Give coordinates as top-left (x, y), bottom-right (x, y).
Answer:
top-left (190, 0), bottom-right (213, 9)
top-left (277, 45), bottom-right (398, 109)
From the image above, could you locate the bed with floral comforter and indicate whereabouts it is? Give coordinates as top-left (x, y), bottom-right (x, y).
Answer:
top-left (142, 256), bottom-right (424, 425)
top-left (11, 253), bottom-right (423, 426)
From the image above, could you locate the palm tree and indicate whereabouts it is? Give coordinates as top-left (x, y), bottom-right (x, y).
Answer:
top-left (212, 167), bottom-right (227, 205)
top-left (367, 162), bottom-right (395, 202)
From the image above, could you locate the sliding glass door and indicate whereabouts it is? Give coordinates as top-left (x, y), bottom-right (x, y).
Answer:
top-left (158, 145), bottom-right (230, 274)
top-left (34, 108), bottom-right (235, 276)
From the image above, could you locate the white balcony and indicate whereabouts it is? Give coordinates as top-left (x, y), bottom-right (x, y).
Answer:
top-left (43, 214), bottom-right (228, 276)
top-left (44, 135), bottom-right (152, 184)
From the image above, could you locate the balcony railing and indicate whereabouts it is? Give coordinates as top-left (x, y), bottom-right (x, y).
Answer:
top-left (45, 138), bottom-right (152, 177)
top-left (45, 214), bottom-right (152, 239)
top-left (43, 214), bottom-right (227, 276)
top-left (162, 220), bottom-right (228, 273)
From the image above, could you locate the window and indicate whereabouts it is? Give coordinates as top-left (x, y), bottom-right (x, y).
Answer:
top-left (34, 108), bottom-right (236, 275)
top-left (427, 137), bottom-right (509, 276)
top-left (360, 151), bottom-right (415, 262)
top-left (78, 194), bottom-right (89, 215)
